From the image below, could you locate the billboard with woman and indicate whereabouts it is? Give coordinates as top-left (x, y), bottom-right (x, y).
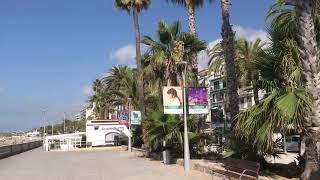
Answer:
top-left (163, 87), bottom-right (183, 114)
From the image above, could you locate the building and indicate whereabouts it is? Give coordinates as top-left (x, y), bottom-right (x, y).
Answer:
top-left (86, 119), bottom-right (129, 146)
top-left (75, 109), bottom-right (86, 121)
top-left (199, 69), bottom-right (266, 129)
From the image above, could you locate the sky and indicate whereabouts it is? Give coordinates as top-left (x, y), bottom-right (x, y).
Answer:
top-left (0, 0), bottom-right (274, 132)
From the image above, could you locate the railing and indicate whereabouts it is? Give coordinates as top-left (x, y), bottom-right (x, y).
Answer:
top-left (0, 141), bottom-right (42, 159)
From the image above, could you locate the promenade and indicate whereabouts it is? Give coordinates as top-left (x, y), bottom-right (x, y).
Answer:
top-left (0, 147), bottom-right (218, 180)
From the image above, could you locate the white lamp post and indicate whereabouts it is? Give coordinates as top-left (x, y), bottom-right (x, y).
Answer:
top-left (181, 61), bottom-right (190, 172)
top-left (128, 98), bottom-right (132, 152)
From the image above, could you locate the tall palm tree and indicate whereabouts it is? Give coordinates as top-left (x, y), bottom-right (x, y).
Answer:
top-left (89, 79), bottom-right (104, 119)
top-left (165, 0), bottom-right (213, 35)
top-left (296, 1), bottom-right (320, 179)
top-left (166, 0), bottom-right (213, 84)
top-left (267, 1), bottom-right (320, 178)
top-left (220, 0), bottom-right (239, 120)
top-left (237, 39), bottom-right (266, 105)
top-left (114, 0), bottom-right (151, 120)
top-left (234, 22), bottom-right (312, 157)
top-left (103, 65), bottom-right (139, 109)
top-left (143, 20), bottom-right (206, 87)
top-left (208, 39), bottom-right (266, 105)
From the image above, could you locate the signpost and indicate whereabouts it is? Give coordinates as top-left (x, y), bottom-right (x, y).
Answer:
top-left (131, 111), bottom-right (141, 125)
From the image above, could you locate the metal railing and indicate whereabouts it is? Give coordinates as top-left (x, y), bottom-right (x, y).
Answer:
top-left (0, 141), bottom-right (42, 159)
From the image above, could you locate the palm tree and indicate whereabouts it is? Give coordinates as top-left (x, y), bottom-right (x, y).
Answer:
top-left (103, 65), bottom-right (139, 109)
top-left (89, 79), bottom-right (104, 119)
top-left (166, 0), bottom-right (213, 84)
top-left (208, 39), bottom-right (266, 105)
top-left (220, 0), bottom-right (239, 120)
top-left (143, 20), bottom-right (206, 87)
top-left (267, 1), bottom-right (320, 178)
top-left (114, 0), bottom-right (151, 120)
top-left (234, 23), bottom-right (311, 157)
top-left (295, 1), bottom-right (320, 179)
top-left (237, 39), bottom-right (266, 105)
top-left (166, 0), bottom-right (213, 35)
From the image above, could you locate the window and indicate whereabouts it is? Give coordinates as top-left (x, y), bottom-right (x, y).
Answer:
top-left (214, 81), bottom-right (220, 90)
top-left (211, 93), bottom-right (216, 102)
top-left (223, 81), bottom-right (227, 88)
top-left (94, 126), bottom-right (99, 130)
top-left (217, 93), bottom-right (224, 102)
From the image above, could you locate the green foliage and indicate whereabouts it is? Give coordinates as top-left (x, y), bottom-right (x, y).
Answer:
top-left (144, 108), bottom-right (212, 159)
top-left (38, 119), bottom-right (86, 135)
top-left (143, 20), bottom-right (206, 86)
top-left (114, 0), bottom-right (151, 13)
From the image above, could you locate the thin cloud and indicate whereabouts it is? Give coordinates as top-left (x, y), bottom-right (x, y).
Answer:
top-left (110, 44), bottom-right (148, 67)
top-left (233, 25), bottom-right (269, 42)
top-left (83, 85), bottom-right (94, 97)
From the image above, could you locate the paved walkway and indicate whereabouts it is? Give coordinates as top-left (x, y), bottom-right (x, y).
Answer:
top-left (0, 147), bottom-right (218, 180)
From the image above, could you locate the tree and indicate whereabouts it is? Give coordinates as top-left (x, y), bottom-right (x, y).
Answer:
top-left (296, 1), bottom-right (320, 179)
top-left (237, 39), bottom-right (266, 105)
top-left (267, 0), bottom-right (320, 178)
top-left (208, 39), bottom-right (266, 105)
top-left (143, 20), bottom-right (206, 87)
top-left (234, 22), bottom-right (311, 158)
top-left (165, 0), bottom-right (213, 35)
top-left (165, 0), bottom-right (213, 84)
top-left (114, 0), bottom-right (151, 121)
top-left (89, 79), bottom-right (104, 119)
top-left (103, 65), bottom-right (139, 109)
top-left (220, 0), bottom-right (239, 120)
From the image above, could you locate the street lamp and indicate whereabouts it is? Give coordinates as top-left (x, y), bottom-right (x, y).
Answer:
top-left (128, 97), bottom-right (132, 152)
top-left (41, 108), bottom-right (47, 137)
top-left (64, 112), bottom-right (66, 134)
top-left (180, 61), bottom-right (190, 172)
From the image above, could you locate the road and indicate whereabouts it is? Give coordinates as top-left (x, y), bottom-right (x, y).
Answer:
top-left (0, 147), bottom-right (218, 180)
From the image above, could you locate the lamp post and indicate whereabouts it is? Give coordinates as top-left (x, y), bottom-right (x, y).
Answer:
top-left (181, 61), bottom-right (190, 172)
top-left (51, 121), bottom-right (54, 136)
top-left (41, 108), bottom-right (47, 137)
top-left (128, 98), bottom-right (132, 152)
top-left (64, 112), bottom-right (66, 134)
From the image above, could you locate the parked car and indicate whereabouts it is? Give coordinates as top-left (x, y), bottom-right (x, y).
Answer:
top-left (285, 135), bottom-right (299, 152)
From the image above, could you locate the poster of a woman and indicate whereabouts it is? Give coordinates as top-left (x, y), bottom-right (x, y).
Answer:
top-left (163, 87), bottom-right (183, 114)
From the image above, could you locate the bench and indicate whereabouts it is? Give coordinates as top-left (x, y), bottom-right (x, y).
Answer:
top-left (222, 158), bottom-right (260, 180)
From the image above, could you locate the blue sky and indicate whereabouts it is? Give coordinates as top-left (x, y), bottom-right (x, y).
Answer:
top-left (0, 0), bottom-right (274, 132)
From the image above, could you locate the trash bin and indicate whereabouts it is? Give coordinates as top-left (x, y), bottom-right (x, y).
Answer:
top-left (163, 149), bottom-right (171, 164)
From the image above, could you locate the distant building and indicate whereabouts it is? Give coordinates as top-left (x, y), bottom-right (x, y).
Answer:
top-left (198, 69), bottom-right (266, 129)
top-left (75, 109), bottom-right (86, 121)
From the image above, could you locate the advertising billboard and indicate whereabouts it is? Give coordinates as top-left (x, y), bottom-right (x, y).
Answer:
top-left (131, 111), bottom-right (141, 125)
top-left (188, 87), bottom-right (209, 114)
top-left (163, 86), bottom-right (183, 114)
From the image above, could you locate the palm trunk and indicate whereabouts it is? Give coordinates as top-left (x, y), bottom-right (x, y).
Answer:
top-left (186, 1), bottom-right (196, 35)
top-left (220, 0), bottom-right (239, 120)
top-left (252, 72), bottom-right (259, 105)
top-left (133, 8), bottom-right (147, 146)
top-left (186, 1), bottom-right (199, 86)
top-left (133, 8), bottom-right (146, 120)
top-left (296, 1), bottom-right (320, 179)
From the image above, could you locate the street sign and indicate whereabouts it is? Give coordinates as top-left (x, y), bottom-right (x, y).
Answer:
top-left (131, 111), bottom-right (141, 125)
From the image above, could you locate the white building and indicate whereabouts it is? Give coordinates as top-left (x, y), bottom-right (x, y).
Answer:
top-left (86, 119), bottom-right (130, 146)
top-left (198, 69), bottom-right (266, 129)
